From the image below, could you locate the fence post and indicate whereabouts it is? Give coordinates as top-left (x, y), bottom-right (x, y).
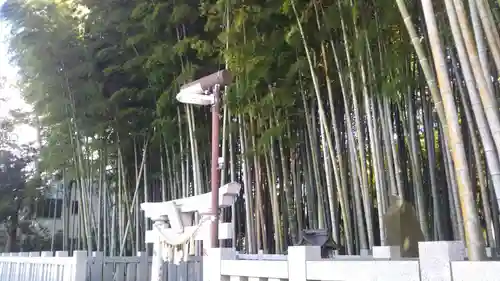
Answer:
top-left (287, 246), bottom-right (321, 281)
top-left (203, 248), bottom-right (237, 281)
top-left (373, 246), bottom-right (401, 259)
top-left (41, 251), bottom-right (52, 257)
top-left (73, 251), bottom-right (88, 281)
top-left (418, 241), bottom-right (466, 281)
top-left (91, 251), bottom-right (103, 281)
top-left (137, 251), bottom-right (149, 281)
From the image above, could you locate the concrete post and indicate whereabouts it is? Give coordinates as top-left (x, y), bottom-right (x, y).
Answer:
top-left (418, 241), bottom-right (466, 281)
top-left (287, 246), bottom-right (321, 281)
top-left (73, 251), bottom-right (88, 281)
top-left (203, 248), bottom-right (237, 281)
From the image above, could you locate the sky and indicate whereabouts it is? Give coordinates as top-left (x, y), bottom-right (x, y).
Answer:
top-left (0, 1), bottom-right (38, 146)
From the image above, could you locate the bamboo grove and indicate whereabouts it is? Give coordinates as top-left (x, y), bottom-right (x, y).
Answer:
top-left (2, 0), bottom-right (500, 261)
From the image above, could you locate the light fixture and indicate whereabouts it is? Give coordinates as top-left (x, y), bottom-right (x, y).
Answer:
top-left (175, 89), bottom-right (214, 105)
top-left (175, 70), bottom-right (232, 106)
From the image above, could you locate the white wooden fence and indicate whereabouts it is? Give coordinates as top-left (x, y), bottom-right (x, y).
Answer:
top-left (4, 241), bottom-right (500, 281)
top-left (0, 251), bottom-right (86, 281)
top-left (0, 251), bottom-right (202, 281)
top-left (204, 241), bottom-right (500, 281)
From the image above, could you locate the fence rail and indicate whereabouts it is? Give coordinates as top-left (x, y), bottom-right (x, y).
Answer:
top-left (206, 241), bottom-right (500, 281)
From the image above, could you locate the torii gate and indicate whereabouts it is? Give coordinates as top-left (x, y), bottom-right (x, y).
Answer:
top-left (141, 182), bottom-right (241, 281)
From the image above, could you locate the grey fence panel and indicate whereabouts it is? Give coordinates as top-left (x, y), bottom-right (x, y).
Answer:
top-left (162, 259), bottom-right (202, 281)
top-left (87, 254), bottom-right (202, 281)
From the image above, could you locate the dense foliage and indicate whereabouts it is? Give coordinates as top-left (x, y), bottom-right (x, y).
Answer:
top-left (2, 0), bottom-right (500, 260)
top-left (0, 114), bottom-right (40, 251)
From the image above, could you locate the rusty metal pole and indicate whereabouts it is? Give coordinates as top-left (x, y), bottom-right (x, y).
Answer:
top-left (177, 70), bottom-right (232, 252)
top-left (210, 84), bottom-right (221, 248)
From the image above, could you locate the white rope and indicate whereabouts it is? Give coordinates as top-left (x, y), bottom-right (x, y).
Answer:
top-left (153, 214), bottom-right (214, 245)
top-left (153, 214), bottom-right (215, 265)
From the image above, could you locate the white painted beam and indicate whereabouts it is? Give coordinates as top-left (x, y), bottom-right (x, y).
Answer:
top-left (141, 182), bottom-right (241, 220)
top-left (145, 222), bottom-right (233, 243)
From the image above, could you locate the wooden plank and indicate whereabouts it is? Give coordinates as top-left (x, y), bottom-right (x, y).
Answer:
top-left (90, 252), bottom-right (104, 281)
top-left (187, 260), bottom-right (197, 281)
top-left (115, 263), bottom-right (126, 281)
top-left (179, 262), bottom-right (188, 281)
top-left (167, 263), bottom-right (177, 281)
top-left (125, 263), bottom-right (136, 281)
top-left (160, 261), bottom-right (166, 281)
top-left (196, 260), bottom-right (203, 281)
top-left (102, 262), bottom-right (114, 281)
